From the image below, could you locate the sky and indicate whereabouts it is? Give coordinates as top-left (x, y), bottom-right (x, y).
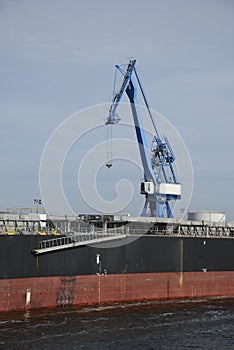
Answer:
top-left (1, 0), bottom-right (234, 219)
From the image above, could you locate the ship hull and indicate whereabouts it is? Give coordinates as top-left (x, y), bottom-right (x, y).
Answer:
top-left (0, 234), bottom-right (233, 312)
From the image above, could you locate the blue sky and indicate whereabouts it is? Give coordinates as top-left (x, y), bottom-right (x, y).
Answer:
top-left (1, 0), bottom-right (234, 219)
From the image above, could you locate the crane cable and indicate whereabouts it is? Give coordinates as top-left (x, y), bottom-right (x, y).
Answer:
top-left (105, 68), bottom-right (117, 169)
top-left (106, 124), bottom-right (113, 168)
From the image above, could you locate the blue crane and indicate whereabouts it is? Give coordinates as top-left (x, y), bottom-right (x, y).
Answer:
top-left (105, 60), bottom-right (181, 218)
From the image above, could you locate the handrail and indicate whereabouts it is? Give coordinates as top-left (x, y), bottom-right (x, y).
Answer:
top-left (32, 228), bottom-right (127, 255)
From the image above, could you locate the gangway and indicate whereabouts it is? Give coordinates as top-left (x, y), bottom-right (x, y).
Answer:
top-left (32, 229), bottom-right (127, 255)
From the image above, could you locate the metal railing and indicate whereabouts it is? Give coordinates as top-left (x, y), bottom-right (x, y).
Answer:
top-left (32, 228), bottom-right (128, 255)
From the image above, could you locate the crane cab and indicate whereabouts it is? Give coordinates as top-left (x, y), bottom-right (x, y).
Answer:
top-left (141, 181), bottom-right (154, 194)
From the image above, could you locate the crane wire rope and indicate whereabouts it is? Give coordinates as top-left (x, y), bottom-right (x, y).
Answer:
top-left (106, 124), bottom-right (113, 168)
top-left (105, 67), bottom-right (118, 168)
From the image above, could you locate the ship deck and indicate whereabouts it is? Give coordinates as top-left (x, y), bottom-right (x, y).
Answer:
top-left (0, 212), bottom-right (234, 238)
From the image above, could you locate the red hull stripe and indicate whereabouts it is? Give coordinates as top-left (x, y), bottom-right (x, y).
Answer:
top-left (0, 272), bottom-right (234, 312)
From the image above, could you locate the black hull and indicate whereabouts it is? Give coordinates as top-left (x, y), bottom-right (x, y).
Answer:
top-left (0, 235), bottom-right (233, 280)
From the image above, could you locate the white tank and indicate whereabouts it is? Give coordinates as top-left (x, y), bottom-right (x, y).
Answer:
top-left (188, 211), bottom-right (226, 223)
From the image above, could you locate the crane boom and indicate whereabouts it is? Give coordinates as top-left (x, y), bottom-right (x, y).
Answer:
top-left (106, 60), bottom-right (136, 124)
top-left (105, 60), bottom-right (181, 218)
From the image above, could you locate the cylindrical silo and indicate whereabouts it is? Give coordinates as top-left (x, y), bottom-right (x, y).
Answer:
top-left (188, 211), bottom-right (226, 223)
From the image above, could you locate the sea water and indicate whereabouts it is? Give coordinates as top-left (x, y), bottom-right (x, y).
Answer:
top-left (0, 298), bottom-right (233, 349)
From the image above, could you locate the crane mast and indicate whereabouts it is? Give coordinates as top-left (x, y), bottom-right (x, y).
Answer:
top-left (105, 60), bottom-right (181, 218)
